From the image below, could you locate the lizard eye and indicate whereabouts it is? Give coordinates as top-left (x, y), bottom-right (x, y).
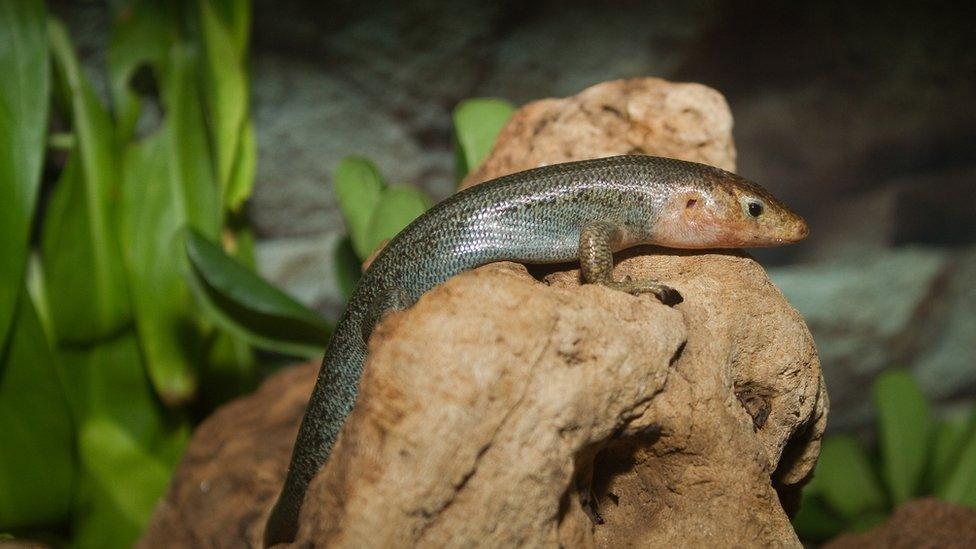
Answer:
top-left (747, 201), bottom-right (763, 217)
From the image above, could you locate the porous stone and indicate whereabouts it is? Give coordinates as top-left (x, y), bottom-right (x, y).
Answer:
top-left (460, 78), bottom-right (736, 189)
top-left (295, 255), bottom-right (823, 547)
top-left (825, 498), bottom-right (976, 549)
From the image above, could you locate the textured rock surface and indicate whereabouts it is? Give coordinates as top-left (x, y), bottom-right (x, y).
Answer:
top-left (460, 78), bottom-right (736, 189)
top-left (140, 257), bottom-right (825, 548)
top-left (138, 363), bottom-right (317, 548)
top-left (824, 498), bottom-right (976, 549)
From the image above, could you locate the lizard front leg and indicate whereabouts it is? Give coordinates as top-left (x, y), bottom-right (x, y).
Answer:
top-left (579, 220), bottom-right (682, 305)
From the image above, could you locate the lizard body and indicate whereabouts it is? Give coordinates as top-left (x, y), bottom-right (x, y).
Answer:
top-left (264, 155), bottom-right (807, 545)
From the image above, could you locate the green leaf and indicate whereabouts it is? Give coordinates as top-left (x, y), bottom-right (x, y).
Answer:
top-left (201, 328), bottom-right (256, 407)
top-left (200, 0), bottom-right (249, 198)
top-left (928, 407), bottom-right (976, 493)
top-left (791, 494), bottom-right (846, 542)
top-left (333, 156), bottom-right (386, 260)
top-left (225, 117), bottom-right (256, 212)
top-left (874, 370), bottom-right (932, 504)
top-left (106, 0), bottom-right (174, 141)
top-left (198, 222), bottom-right (258, 407)
top-left (118, 129), bottom-right (200, 405)
top-left (72, 418), bottom-right (172, 549)
top-left (364, 184), bottom-right (432, 258)
top-left (817, 435), bottom-right (887, 519)
top-left (56, 331), bottom-right (188, 547)
top-left (0, 0), bottom-right (49, 351)
top-left (940, 427), bottom-right (976, 507)
top-left (207, 0), bottom-right (251, 58)
top-left (184, 228), bottom-right (330, 358)
top-left (58, 331), bottom-right (172, 449)
top-left (114, 40), bottom-right (224, 404)
top-left (162, 43), bottom-right (222, 239)
top-left (0, 288), bottom-right (75, 530)
top-left (452, 98), bottom-right (514, 181)
top-left (334, 237), bottom-right (362, 300)
top-left (44, 18), bottom-right (131, 344)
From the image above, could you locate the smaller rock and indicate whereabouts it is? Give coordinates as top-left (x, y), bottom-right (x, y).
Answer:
top-left (825, 498), bottom-right (976, 549)
top-left (460, 78), bottom-right (736, 189)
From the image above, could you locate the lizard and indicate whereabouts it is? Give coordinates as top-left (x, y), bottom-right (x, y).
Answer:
top-left (264, 154), bottom-right (808, 545)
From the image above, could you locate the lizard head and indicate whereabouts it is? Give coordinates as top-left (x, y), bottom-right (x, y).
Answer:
top-left (653, 167), bottom-right (809, 249)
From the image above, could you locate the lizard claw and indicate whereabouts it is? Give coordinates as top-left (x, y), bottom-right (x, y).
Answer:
top-left (603, 279), bottom-right (683, 306)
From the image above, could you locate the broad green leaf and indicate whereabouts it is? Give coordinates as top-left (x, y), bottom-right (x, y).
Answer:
top-left (106, 0), bottom-right (174, 141)
top-left (198, 222), bottom-right (257, 407)
top-left (184, 228), bottom-right (330, 358)
top-left (928, 407), bottom-right (976, 493)
top-left (200, 0), bottom-right (248, 197)
top-left (115, 41), bottom-right (222, 403)
top-left (790, 494), bottom-right (846, 542)
top-left (334, 237), bottom-right (362, 300)
top-left (25, 254), bottom-right (54, 340)
top-left (333, 156), bottom-right (386, 259)
top-left (940, 428), bottom-right (976, 507)
top-left (72, 418), bottom-right (172, 549)
top-left (209, 0), bottom-right (251, 57)
top-left (45, 18), bottom-right (131, 344)
top-left (0, 0), bottom-right (49, 350)
top-left (118, 131), bottom-right (199, 405)
top-left (162, 43), bottom-right (222, 239)
top-left (452, 98), bottom-right (514, 181)
top-left (364, 185), bottom-right (432, 258)
top-left (0, 289), bottom-right (75, 530)
top-left (201, 328), bottom-right (256, 407)
top-left (225, 117), bottom-right (256, 212)
top-left (817, 435), bottom-right (886, 519)
top-left (56, 331), bottom-right (188, 547)
top-left (874, 370), bottom-right (931, 504)
top-left (58, 331), bottom-right (169, 448)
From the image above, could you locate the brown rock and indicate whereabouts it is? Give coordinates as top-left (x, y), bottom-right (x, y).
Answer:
top-left (293, 255), bottom-right (824, 548)
top-left (825, 498), bottom-right (976, 549)
top-left (460, 77), bottom-right (737, 190)
top-left (139, 255), bottom-right (823, 548)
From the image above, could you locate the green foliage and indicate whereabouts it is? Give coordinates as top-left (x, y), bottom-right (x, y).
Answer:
top-left (817, 436), bottom-right (886, 519)
top-left (452, 98), bottom-right (515, 182)
top-left (365, 185), bottom-right (432, 255)
top-left (184, 228), bottom-right (330, 358)
top-left (794, 370), bottom-right (976, 542)
top-left (333, 156), bottom-right (386, 260)
top-left (874, 370), bottom-right (932, 504)
top-left (0, 289), bottom-right (74, 530)
top-left (73, 418), bottom-right (174, 548)
top-left (938, 415), bottom-right (976, 506)
top-left (332, 157), bottom-right (432, 264)
top-left (45, 19), bottom-right (132, 343)
top-left (0, 0), bottom-right (50, 351)
top-left (0, 1), bottom-right (306, 544)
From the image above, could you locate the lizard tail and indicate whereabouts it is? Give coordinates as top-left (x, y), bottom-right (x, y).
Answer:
top-left (264, 329), bottom-right (365, 546)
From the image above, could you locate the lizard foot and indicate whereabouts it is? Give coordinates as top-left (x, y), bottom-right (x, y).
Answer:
top-left (602, 277), bottom-right (682, 305)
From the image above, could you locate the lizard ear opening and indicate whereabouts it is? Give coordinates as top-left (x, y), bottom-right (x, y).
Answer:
top-left (686, 198), bottom-right (698, 208)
